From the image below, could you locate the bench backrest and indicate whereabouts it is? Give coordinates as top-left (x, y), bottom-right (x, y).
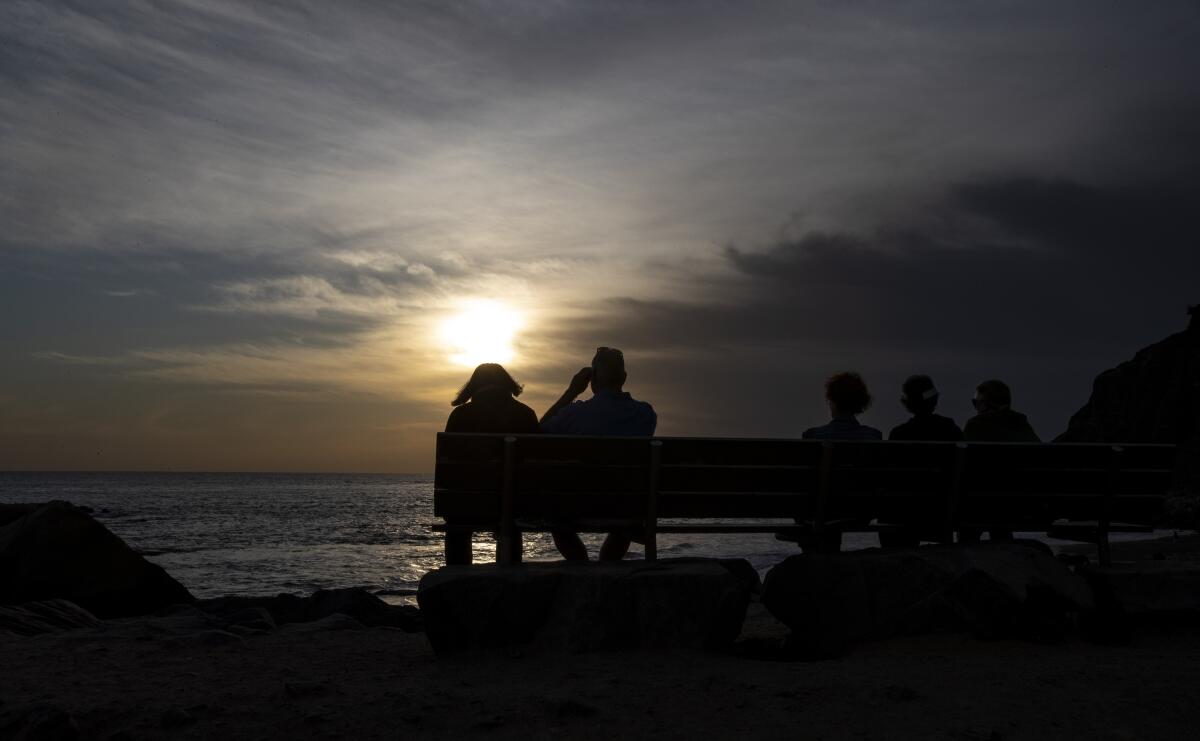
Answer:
top-left (434, 433), bottom-right (1177, 527)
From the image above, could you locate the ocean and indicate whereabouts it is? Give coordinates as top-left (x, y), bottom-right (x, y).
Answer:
top-left (0, 472), bottom-right (821, 600)
top-left (0, 472), bottom-right (1165, 602)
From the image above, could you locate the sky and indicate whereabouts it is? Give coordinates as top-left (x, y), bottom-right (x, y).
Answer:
top-left (2, 0), bottom-right (1199, 472)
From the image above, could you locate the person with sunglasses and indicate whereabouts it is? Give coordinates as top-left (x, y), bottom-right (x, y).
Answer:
top-left (963, 379), bottom-right (1039, 443)
top-left (961, 379), bottom-right (1039, 543)
top-left (540, 347), bottom-right (657, 561)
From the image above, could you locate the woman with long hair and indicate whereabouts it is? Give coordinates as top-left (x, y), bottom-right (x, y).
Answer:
top-left (444, 363), bottom-right (539, 433)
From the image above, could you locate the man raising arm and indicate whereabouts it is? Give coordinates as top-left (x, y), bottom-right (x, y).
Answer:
top-left (541, 347), bottom-right (657, 561)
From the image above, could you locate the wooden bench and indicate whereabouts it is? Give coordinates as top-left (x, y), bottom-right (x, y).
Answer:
top-left (433, 433), bottom-right (1177, 567)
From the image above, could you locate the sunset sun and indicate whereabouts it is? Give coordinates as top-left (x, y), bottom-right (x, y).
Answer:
top-left (439, 300), bottom-right (523, 368)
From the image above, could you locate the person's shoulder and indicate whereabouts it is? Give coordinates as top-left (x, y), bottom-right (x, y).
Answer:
top-left (933, 414), bottom-right (964, 439)
top-left (861, 425), bottom-right (883, 440)
top-left (510, 398), bottom-right (540, 431)
top-left (444, 403), bottom-right (472, 432)
top-left (889, 419), bottom-right (915, 440)
top-left (508, 396), bottom-right (537, 414)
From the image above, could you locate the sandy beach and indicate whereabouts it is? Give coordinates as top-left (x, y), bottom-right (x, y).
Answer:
top-left (4, 603), bottom-right (1199, 740)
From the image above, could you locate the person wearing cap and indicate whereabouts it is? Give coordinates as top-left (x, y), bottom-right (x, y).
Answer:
top-left (880, 375), bottom-right (962, 547)
top-left (889, 375), bottom-right (963, 442)
top-left (540, 347), bottom-right (657, 560)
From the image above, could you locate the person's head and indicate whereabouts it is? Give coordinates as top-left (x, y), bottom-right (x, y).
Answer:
top-left (590, 346), bottom-right (627, 392)
top-left (973, 379), bottom-right (1012, 414)
top-left (451, 363), bottom-right (523, 406)
top-left (901, 374), bottom-right (940, 416)
top-left (825, 371), bottom-right (872, 417)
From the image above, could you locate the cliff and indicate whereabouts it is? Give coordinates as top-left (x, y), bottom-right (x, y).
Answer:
top-left (1058, 307), bottom-right (1199, 492)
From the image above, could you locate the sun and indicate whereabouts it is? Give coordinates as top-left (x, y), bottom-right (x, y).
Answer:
top-left (439, 300), bottom-right (523, 368)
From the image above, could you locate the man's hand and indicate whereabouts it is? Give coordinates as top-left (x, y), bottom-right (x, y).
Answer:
top-left (541, 366), bottom-right (593, 427)
top-left (567, 367), bottom-right (593, 398)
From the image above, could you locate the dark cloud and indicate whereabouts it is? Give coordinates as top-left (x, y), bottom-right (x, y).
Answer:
top-left (533, 162), bottom-right (1200, 439)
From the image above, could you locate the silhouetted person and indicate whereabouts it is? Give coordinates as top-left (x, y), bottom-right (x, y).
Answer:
top-left (445, 363), bottom-right (539, 434)
top-left (961, 379), bottom-right (1039, 543)
top-left (798, 372), bottom-right (881, 552)
top-left (963, 379), bottom-right (1039, 443)
top-left (881, 375), bottom-right (963, 547)
top-left (889, 375), bottom-right (963, 442)
top-left (802, 372), bottom-right (883, 441)
top-left (541, 347), bottom-right (656, 561)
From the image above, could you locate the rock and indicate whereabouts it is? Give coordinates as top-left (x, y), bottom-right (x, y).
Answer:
top-left (96, 605), bottom-right (224, 641)
top-left (197, 588), bottom-right (420, 632)
top-left (1081, 562), bottom-right (1200, 618)
top-left (0, 600), bottom-right (100, 637)
top-left (1057, 307), bottom-right (1200, 495)
top-left (0, 501), bottom-right (194, 618)
top-left (278, 613), bottom-right (364, 633)
top-left (762, 541), bottom-right (1094, 657)
top-left (0, 504), bottom-right (42, 528)
top-left (219, 607), bottom-right (276, 632)
top-left (308, 588), bottom-right (414, 628)
top-left (173, 629), bottom-right (247, 647)
top-left (418, 558), bottom-right (754, 654)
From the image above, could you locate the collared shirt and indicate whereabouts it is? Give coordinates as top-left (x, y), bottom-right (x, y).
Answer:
top-left (802, 415), bottom-right (883, 441)
top-left (541, 389), bottom-right (657, 436)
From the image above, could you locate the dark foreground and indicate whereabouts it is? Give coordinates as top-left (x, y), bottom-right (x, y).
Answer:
top-left (4, 534), bottom-right (1199, 740)
top-left (2, 600), bottom-right (1197, 740)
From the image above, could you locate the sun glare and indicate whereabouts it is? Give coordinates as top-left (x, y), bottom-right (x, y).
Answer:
top-left (439, 300), bottom-right (523, 368)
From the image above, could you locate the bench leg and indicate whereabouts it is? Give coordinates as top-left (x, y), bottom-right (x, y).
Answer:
top-left (445, 531), bottom-right (472, 566)
top-left (1097, 531), bottom-right (1112, 567)
top-left (497, 531), bottom-right (522, 566)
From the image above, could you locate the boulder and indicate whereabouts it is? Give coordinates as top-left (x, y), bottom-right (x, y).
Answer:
top-left (0, 600), bottom-right (100, 637)
top-left (0, 502), bottom-right (193, 618)
top-left (1081, 562), bottom-right (1200, 617)
top-left (1057, 307), bottom-right (1200, 495)
top-left (417, 558), bottom-right (754, 654)
top-left (762, 541), bottom-right (1094, 657)
top-left (197, 587), bottom-right (421, 632)
top-left (278, 613), bottom-right (365, 633)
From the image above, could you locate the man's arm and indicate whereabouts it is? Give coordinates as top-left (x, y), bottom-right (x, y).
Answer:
top-left (540, 367), bottom-right (592, 426)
